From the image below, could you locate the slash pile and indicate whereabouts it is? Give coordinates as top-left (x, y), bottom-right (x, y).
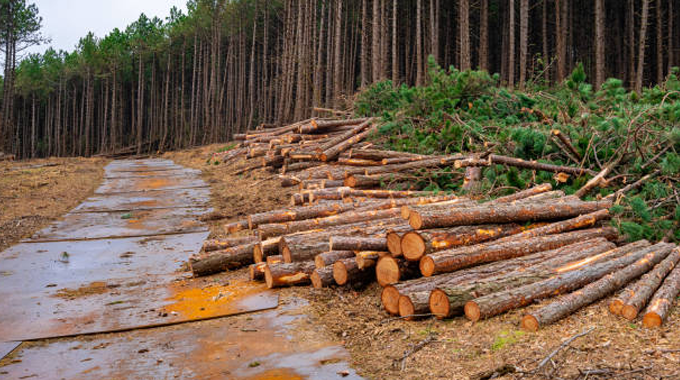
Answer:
top-left (194, 117), bottom-right (680, 331)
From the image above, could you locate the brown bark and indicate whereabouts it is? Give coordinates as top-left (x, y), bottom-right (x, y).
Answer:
top-left (330, 236), bottom-right (387, 252)
top-left (190, 242), bottom-right (258, 276)
top-left (355, 250), bottom-right (387, 269)
top-left (489, 155), bottom-right (597, 176)
top-left (487, 183), bottom-right (554, 204)
top-left (307, 187), bottom-right (436, 203)
top-left (401, 224), bottom-right (524, 261)
top-left (465, 242), bottom-right (674, 322)
top-left (635, 0), bottom-right (651, 93)
top-left (203, 236), bottom-right (259, 252)
top-left (386, 238), bottom-right (643, 316)
top-left (265, 261), bottom-right (316, 289)
top-left (401, 199), bottom-right (477, 220)
top-left (320, 124), bottom-right (378, 162)
top-left (594, 0), bottom-right (606, 88)
top-left (420, 227), bottom-right (618, 277)
top-left (642, 252), bottom-right (680, 327)
top-left (551, 130), bottom-right (582, 161)
top-left (250, 262), bottom-right (267, 282)
top-left (266, 254), bottom-right (284, 265)
top-left (519, 0), bottom-right (528, 87)
top-left (494, 209), bottom-right (610, 244)
top-left (508, 0), bottom-right (515, 86)
top-left (360, 154), bottom-right (466, 176)
top-left (254, 237), bottom-right (280, 263)
top-left (333, 258), bottom-right (374, 285)
top-left (224, 220), bottom-right (250, 234)
top-left (315, 250), bottom-right (355, 268)
top-left (459, 0), bottom-right (471, 70)
top-left (523, 244), bottom-right (677, 330)
top-left (376, 256), bottom-right (421, 286)
top-left (337, 158), bottom-right (383, 167)
top-left (311, 266), bottom-right (336, 288)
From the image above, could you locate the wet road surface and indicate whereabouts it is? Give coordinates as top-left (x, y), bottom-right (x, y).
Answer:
top-left (0, 159), bottom-right (363, 380)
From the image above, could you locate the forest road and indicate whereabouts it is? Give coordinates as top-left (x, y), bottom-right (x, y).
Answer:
top-left (0, 158), bottom-right (361, 380)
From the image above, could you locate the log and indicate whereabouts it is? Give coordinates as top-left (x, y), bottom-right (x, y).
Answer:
top-left (386, 229), bottom-right (406, 256)
top-left (551, 129), bottom-right (582, 161)
top-left (464, 242), bottom-right (675, 322)
top-left (249, 262), bottom-right (267, 281)
top-left (522, 244), bottom-right (677, 330)
top-left (376, 256), bottom-right (421, 286)
top-left (382, 156), bottom-right (431, 165)
top-left (420, 227), bottom-right (618, 277)
top-left (282, 161), bottom-right (320, 173)
top-left (642, 250), bottom-right (680, 327)
top-left (487, 183), bottom-right (553, 204)
top-left (333, 258), bottom-right (375, 286)
top-left (224, 220), bottom-right (250, 234)
top-left (253, 238), bottom-right (280, 262)
top-left (306, 187), bottom-right (437, 203)
top-left (355, 251), bottom-right (388, 269)
top-left (398, 291), bottom-right (432, 320)
top-left (400, 199), bottom-right (479, 220)
top-left (265, 262), bottom-right (316, 289)
top-left (282, 239), bottom-right (330, 263)
top-left (248, 202), bottom-right (358, 229)
top-left (320, 123), bottom-right (378, 162)
top-left (314, 250), bottom-right (355, 268)
top-left (300, 117), bottom-right (369, 133)
top-left (428, 240), bottom-right (618, 319)
top-left (620, 248), bottom-right (680, 320)
top-left (266, 254), bottom-right (284, 265)
top-left (311, 266), bottom-right (336, 288)
top-left (344, 173), bottom-right (409, 188)
top-left (383, 239), bottom-right (648, 316)
top-left (203, 236), bottom-right (259, 252)
top-left (493, 209), bottom-right (610, 245)
top-left (330, 236), bottom-right (387, 252)
top-left (409, 199), bottom-right (612, 230)
top-left (300, 179), bottom-right (345, 190)
top-left (489, 154), bottom-right (597, 176)
top-left (400, 224), bottom-right (524, 262)
top-left (190, 242), bottom-right (258, 276)
top-left (315, 119), bottom-right (373, 151)
top-left (345, 148), bottom-right (423, 161)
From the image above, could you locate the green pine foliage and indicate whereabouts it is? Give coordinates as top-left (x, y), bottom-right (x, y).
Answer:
top-left (355, 57), bottom-right (679, 242)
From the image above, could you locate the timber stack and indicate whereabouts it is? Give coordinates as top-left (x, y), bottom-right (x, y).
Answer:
top-left (194, 116), bottom-right (679, 333)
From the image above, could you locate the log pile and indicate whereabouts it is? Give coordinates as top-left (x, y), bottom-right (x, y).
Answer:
top-left (194, 116), bottom-right (679, 333)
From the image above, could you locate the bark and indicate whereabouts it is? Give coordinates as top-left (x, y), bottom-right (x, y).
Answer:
top-left (522, 244), bottom-right (677, 330)
top-left (635, 0), bottom-right (650, 93)
top-left (479, 0), bottom-right (489, 70)
top-left (250, 262), bottom-right (267, 282)
top-left (508, 0), bottom-right (515, 86)
top-left (519, 0), bottom-right (528, 87)
top-left (489, 155), bottom-right (597, 176)
top-left (488, 183), bottom-right (554, 204)
top-left (315, 250), bottom-right (355, 268)
top-left (459, 0), bottom-right (470, 70)
top-left (401, 224), bottom-right (524, 261)
top-left (465, 242), bottom-right (674, 322)
top-left (360, 154), bottom-right (466, 176)
top-left (266, 254), bottom-right (284, 265)
top-left (595, 0), bottom-right (606, 88)
top-left (355, 250), bottom-right (387, 269)
top-left (311, 266), bottom-right (336, 288)
top-left (642, 252), bottom-right (680, 327)
top-left (376, 256), bottom-right (421, 286)
top-left (203, 236), bottom-right (259, 252)
top-left (330, 236), bottom-right (387, 252)
top-left (493, 209), bottom-right (610, 244)
top-left (254, 238), bottom-right (280, 263)
top-left (320, 124), bottom-right (378, 161)
top-left (410, 199), bottom-right (611, 230)
top-left (333, 257), bottom-right (375, 285)
top-left (190, 242), bottom-right (258, 276)
top-left (420, 227), bottom-right (618, 277)
top-left (265, 261), bottom-right (316, 289)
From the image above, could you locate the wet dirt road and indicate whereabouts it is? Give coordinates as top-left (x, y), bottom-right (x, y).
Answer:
top-left (0, 159), bottom-right (362, 380)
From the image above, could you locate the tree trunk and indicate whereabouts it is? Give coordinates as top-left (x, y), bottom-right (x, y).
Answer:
top-left (635, 0), bottom-right (651, 93)
top-left (265, 261), bottom-right (316, 288)
top-left (508, 0), bottom-right (515, 86)
top-left (518, 0), bottom-right (528, 87)
top-left (642, 253), bottom-right (680, 327)
top-left (415, 0), bottom-right (424, 86)
top-left (479, 0), bottom-right (489, 70)
top-left (330, 236), bottom-right (387, 252)
top-left (459, 0), bottom-right (470, 70)
top-left (189, 242), bottom-right (258, 276)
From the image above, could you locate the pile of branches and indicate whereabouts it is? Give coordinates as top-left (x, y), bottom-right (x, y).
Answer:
top-left (192, 116), bottom-right (680, 331)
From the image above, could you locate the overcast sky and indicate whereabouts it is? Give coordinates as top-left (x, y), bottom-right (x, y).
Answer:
top-left (24, 0), bottom-right (188, 57)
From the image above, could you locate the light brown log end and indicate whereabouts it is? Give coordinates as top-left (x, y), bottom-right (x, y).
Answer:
top-left (420, 255), bottom-right (435, 277)
top-left (376, 256), bottom-right (400, 287)
top-left (333, 261), bottom-right (349, 285)
top-left (310, 271), bottom-right (326, 289)
top-left (253, 244), bottom-right (264, 263)
top-left (381, 286), bottom-right (401, 315)
top-left (642, 312), bottom-right (663, 328)
top-left (264, 266), bottom-right (275, 289)
top-left (621, 305), bottom-right (640, 321)
top-left (401, 232), bottom-right (426, 261)
top-left (314, 255), bottom-right (325, 269)
top-left (521, 314), bottom-right (540, 332)
top-left (398, 295), bottom-right (417, 319)
top-left (344, 175), bottom-right (357, 188)
top-left (400, 206), bottom-right (411, 219)
top-left (386, 232), bottom-right (402, 256)
top-left (409, 212), bottom-right (423, 229)
top-left (429, 289), bottom-right (451, 319)
top-left (281, 246), bottom-right (292, 263)
top-left (464, 301), bottom-right (481, 322)
top-left (249, 263), bottom-right (267, 282)
top-left (608, 299), bottom-right (624, 315)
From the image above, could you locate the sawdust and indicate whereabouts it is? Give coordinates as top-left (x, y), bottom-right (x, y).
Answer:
top-left (0, 157), bottom-right (108, 251)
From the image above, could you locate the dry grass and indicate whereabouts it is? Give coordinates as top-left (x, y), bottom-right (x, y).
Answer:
top-left (171, 144), bottom-right (680, 380)
top-left (0, 157), bottom-right (108, 251)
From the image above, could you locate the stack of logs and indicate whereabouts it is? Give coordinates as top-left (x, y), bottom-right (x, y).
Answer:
top-left (193, 117), bottom-right (679, 331)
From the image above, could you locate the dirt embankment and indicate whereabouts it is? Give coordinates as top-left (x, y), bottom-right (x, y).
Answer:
top-left (166, 145), bottom-right (680, 380)
top-left (0, 157), bottom-right (108, 251)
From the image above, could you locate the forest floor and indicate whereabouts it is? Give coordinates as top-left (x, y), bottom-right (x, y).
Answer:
top-left (0, 157), bottom-right (108, 252)
top-left (165, 145), bottom-right (680, 380)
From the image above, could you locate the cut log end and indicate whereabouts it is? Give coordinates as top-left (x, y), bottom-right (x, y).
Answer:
top-left (264, 266), bottom-right (275, 289)
top-left (386, 232), bottom-right (402, 256)
top-left (398, 296), bottom-right (416, 319)
top-left (281, 246), bottom-right (292, 263)
top-left (642, 312), bottom-right (663, 328)
top-left (464, 301), bottom-right (481, 322)
top-left (333, 261), bottom-right (349, 285)
top-left (253, 244), bottom-right (264, 263)
top-left (401, 232), bottom-right (426, 261)
top-left (314, 255), bottom-right (325, 269)
top-left (621, 305), bottom-right (640, 321)
top-left (608, 299), bottom-right (624, 315)
top-left (310, 271), bottom-right (324, 289)
top-left (420, 256), bottom-right (435, 277)
top-left (381, 286), bottom-right (401, 315)
top-left (521, 314), bottom-right (540, 332)
top-left (409, 212), bottom-right (423, 229)
top-left (429, 289), bottom-right (451, 319)
top-left (400, 205), bottom-right (411, 219)
top-left (376, 256), bottom-right (400, 286)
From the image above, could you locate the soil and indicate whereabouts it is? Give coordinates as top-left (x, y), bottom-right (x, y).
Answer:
top-left (167, 145), bottom-right (680, 380)
top-left (0, 157), bottom-right (108, 252)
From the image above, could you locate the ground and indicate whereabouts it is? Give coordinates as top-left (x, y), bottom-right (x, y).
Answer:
top-left (165, 145), bottom-right (680, 380)
top-left (0, 157), bottom-right (108, 251)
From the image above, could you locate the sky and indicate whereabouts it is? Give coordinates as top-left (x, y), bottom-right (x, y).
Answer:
top-left (24, 0), bottom-right (188, 57)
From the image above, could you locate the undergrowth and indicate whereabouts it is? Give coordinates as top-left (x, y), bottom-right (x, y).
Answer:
top-left (355, 57), bottom-right (679, 242)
